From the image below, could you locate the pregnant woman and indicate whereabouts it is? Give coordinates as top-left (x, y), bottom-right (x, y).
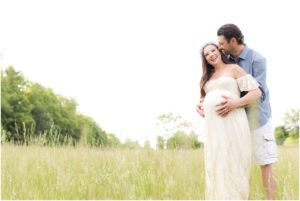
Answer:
top-left (199, 42), bottom-right (262, 199)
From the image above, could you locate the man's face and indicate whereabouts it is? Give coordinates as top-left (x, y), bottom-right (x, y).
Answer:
top-left (218, 35), bottom-right (233, 55)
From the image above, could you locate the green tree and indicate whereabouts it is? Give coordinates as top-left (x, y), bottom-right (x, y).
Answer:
top-left (25, 83), bottom-right (56, 134)
top-left (123, 138), bottom-right (141, 149)
top-left (156, 113), bottom-right (190, 138)
top-left (25, 83), bottom-right (82, 144)
top-left (156, 135), bottom-right (165, 150)
top-left (189, 132), bottom-right (203, 149)
top-left (284, 108), bottom-right (299, 140)
top-left (1, 66), bottom-right (121, 147)
top-left (77, 115), bottom-right (108, 147)
top-left (274, 126), bottom-right (288, 145)
top-left (167, 131), bottom-right (192, 149)
top-left (156, 113), bottom-right (201, 149)
top-left (166, 131), bottom-right (202, 149)
top-left (143, 140), bottom-right (151, 149)
top-left (1, 66), bottom-right (34, 142)
top-left (106, 133), bottom-right (122, 148)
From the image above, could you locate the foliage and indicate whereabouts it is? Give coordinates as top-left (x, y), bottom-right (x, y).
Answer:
top-left (284, 108), bottom-right (299, 140)
top-left (274, 126), bottom-right (288, 145)
top-left (189, 132), bottom-right (203, 149)
top-left (143, 140), bottom-right (151, 149)
top-left (106, 133), bottom-right (122, 148)
top-left (156, 135), bottom-right (165, 150)
top-left (275, 108), bottom-right (299, 145)
top-left (156, 113), bottom-right (201, 149)
top-left (284, 109), bottom-right (299, 131)
top-left (1, 66), bottom-right (34, 142)
top-left (156, 113), bottom-right (191, 138)
top-left (1, 66), bottom-right (113, 147)
top-left (167, 131), bottom-right (202, 149)
top-left (167, 131), bottom-right (191, 149)
top-left (123, 138), bottom-right (141, 149)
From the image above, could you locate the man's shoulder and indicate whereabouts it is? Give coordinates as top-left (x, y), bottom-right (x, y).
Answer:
top-left (246, 46), bottom-right (266, 62)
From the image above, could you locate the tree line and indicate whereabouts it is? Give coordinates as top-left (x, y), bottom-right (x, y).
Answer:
top-left (1, 66), bottom-right (202, 149)
top-left (1, 66), bottom-right (297, 148)
top-left (1, 66), bottom-right (121, 147)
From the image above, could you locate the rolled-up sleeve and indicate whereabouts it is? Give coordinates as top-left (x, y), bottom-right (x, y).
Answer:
top-left (252, 58), bottom-right (266, 101)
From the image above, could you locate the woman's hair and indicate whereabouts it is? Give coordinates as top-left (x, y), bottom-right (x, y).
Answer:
top-left (217, 23), bottom-right (244, 45)
top-left (200, 42), bottom-right (232, 98)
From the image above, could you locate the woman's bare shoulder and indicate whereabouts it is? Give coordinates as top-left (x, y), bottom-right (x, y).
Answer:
top-left (229, 64), bottom-right (247, 78)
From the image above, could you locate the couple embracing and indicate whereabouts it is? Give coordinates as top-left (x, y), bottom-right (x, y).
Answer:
top-left (196, 24), bottom-right (278, 200)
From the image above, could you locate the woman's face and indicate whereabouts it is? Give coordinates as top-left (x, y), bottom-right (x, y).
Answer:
top-left (203, 44), bottom-right (221, 66)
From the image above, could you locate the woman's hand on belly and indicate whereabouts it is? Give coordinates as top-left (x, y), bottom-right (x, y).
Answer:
top-left (215, 95), bottom-right (240, 117)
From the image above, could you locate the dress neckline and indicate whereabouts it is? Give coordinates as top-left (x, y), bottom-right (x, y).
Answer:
top-left (208, 76), bottom-right (236, 82)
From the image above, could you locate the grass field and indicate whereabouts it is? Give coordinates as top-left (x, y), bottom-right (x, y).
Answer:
top-left (1, 145), bottom-right (299, 200)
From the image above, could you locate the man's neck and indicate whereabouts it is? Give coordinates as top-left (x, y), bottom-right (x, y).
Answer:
top-left (231, 44), bottom-right (245, 58)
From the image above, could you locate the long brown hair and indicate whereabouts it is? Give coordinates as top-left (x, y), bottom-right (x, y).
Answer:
top-left (199, 42), bottom-right (232, 98)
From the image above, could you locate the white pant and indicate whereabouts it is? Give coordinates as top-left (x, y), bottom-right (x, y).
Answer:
top-left (252, 119), bottom-right (278, 165)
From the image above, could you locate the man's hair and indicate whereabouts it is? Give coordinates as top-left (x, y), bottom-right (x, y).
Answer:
top-left (217, 24), bottom-right (244, 45)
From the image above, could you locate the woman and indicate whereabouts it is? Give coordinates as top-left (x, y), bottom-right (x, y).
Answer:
top-left (199, 42), bottom-right (262, 199)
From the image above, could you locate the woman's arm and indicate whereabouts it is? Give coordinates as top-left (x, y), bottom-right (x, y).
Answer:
top-left (216, 65), bottom-right (262, 117)
top-left (235, 88), bottom-right (261, 108)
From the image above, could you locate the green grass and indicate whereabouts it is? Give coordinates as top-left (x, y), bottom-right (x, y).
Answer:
top-left (1, 145), bottom-right (298, 200)
top-left (249, 145), bottom-right (299, 200)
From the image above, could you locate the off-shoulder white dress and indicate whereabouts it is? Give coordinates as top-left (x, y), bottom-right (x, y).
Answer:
top-left (203, 75), bottom-right (259, 200)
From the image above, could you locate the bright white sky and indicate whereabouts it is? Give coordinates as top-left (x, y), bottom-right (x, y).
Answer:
top-left (1, 0), bottom-right (299, 147)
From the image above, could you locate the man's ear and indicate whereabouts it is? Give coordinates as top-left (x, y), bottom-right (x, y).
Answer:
top-left (230, 37), bottom-right (237, 44)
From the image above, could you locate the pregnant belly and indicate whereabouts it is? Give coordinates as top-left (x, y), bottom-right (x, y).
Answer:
top-left (203, 90), bottom-right (237, 111)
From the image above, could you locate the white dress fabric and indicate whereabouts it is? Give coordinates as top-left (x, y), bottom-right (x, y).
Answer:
top-left (203, 75), bottom-right (259, 200)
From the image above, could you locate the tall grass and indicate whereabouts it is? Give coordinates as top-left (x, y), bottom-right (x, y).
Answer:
top-left (1, 145), bottom-right (298, 200)
top-left (249, 145), bottom-right (299, 200)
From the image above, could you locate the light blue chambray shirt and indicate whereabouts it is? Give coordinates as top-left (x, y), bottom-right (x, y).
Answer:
top-left (230, 45), bottom-right (272, 130)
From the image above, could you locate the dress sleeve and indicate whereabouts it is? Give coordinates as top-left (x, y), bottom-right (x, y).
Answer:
top-left (237, 74), bottom-right (260, 92)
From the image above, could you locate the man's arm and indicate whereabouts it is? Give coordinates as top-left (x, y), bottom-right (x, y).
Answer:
top-left (252, 57), bottom-right (267, 101)
top-left (196, 99), bottom-right (205, 118)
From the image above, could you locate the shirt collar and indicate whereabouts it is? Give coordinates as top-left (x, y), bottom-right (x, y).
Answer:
top-left (229, 45), bottom-right (248, 62)
top-left (238, 45), bottom-right (248, 60)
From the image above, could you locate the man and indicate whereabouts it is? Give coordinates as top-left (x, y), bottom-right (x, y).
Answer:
top-left (197, 24), bottom-right (278, 199)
